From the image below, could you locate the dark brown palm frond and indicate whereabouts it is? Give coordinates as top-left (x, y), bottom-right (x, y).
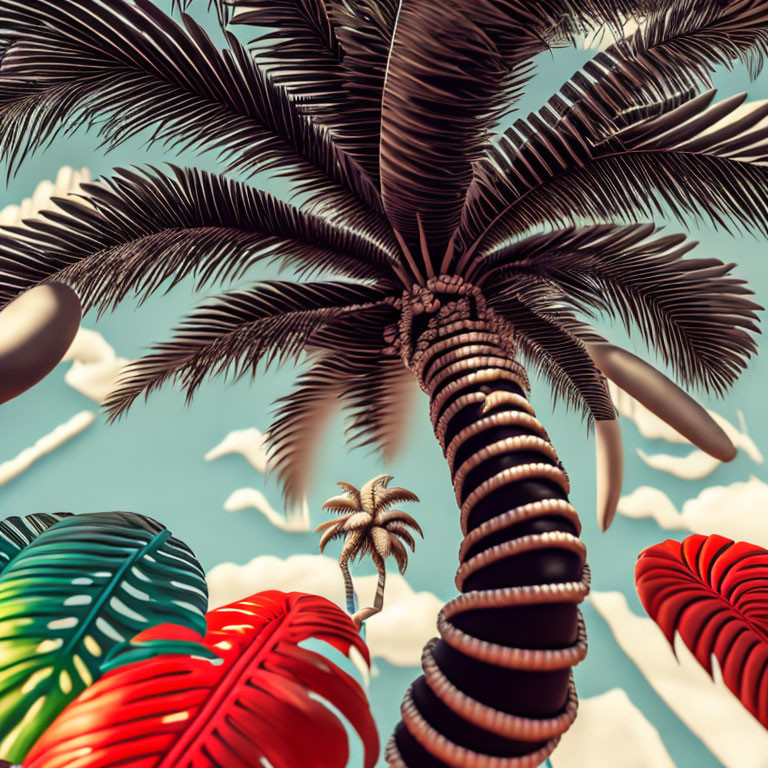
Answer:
top-left (267, 356), bottom-right (350, 503)
top-left (596, 0), bottom-right (768, 102)
top-left (488, 284), bottom-right (616, 423)
top-left (229, 0), bottom-right (391, 187)
top-left (326, 0), bottom-right (400, 184)
top-left (376, 0), bottom-right (678, 258)
top-left (458, 88), bottom-right (768, 257)
top-left (104, 281), bottom-right (394, 420)
top-left (379, 0), bottom-right (548, 258)
top-left (0, 166), bottom-right (403, 312)
top-left (0, 0), bottom-right (380, 217)
top-left (266, 304), bottom-right (399, 501)
top-left (308, 309), bottom-right (417, 461)
top-left (231, 0), bottom-right (340, 97)
top-left (484, 223), bottom-right (762, 396)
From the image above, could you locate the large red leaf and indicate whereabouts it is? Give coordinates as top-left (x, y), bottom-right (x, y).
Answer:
top-left (23, 591), bottom-right (379, 768)
top-left (636, 534), bottom-right (768, 727)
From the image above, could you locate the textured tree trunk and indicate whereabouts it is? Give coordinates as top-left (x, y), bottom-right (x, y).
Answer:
top-left (386, 303), bottom-right (589, 767)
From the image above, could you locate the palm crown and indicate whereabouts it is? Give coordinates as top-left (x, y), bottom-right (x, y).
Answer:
top-left (0, 0), bottom-right (764, 501)
top-left (317, 474), bottom-right (421, 623)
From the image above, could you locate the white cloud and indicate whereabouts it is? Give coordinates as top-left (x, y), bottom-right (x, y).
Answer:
top-left (618, 477), bottom-right (768, 548)
top-left (591, 591), bottom-right (768, 768)
top-left (617, 486), bottom-right (683, 530)
top-left (552, 688), bottom-right (676, 768)
top-left (206, 427), bottom-right (270, 473)
top-left (610, 383), bottom-right (762, 478)
top-left (0, 411), bottom-right (95, 486)
top-left (0, 167), bottom-right (91, 227)
top-left (62, 328), bottom-right (130, 403)
top-left (636, 448), bottom-right (721, 480)
top-left (206, 554), bottom-right (442, 667)
top-left (223, 488), bottom-right (310, 532)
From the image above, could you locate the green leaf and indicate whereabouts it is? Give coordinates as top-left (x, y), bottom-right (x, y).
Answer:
top-left (0, 511), bottom-right (208, 763)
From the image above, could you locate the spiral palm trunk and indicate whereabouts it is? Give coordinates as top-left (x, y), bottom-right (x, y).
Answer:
top-left (387, 312), bottom-right (590, 767)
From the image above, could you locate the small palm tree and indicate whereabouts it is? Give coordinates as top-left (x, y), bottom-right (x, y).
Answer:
top-left (1, 1), bottom-right (767, 765)
top-left (317, 474), bottom-right (422, 625)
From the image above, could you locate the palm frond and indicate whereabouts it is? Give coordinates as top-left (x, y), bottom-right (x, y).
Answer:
top-left (378, 0), bottom-right (540, 257)
top-left (318, 521), bottom-right (349, 551)
top-left (0, 0), bottom-right (379, 214)
top-left (0, 166), bottom-right (402, 312)
top-left (488, 283), bottom-right (616, 423)
top-left (327, 0), bottom-right (399, 184)
top-left (104, 281), bottom-right (394, 420)
top-left (386, 524), bottom-right (417, 551)
top-left (387, 533), bottom-right (409, 573)
top-left (267, 304), bottom-right (408, 501)
top-left (379, 510), bottom-right (423, 536)
top-left (268, 356), bottom-right (349, 502)
top-left (374, 487), bottom-right (419, 509)
top-left (483, 224), bottom-right (761, 395)
top-left (459, 89), bottom-right (768, 256)
top-left (309, 310), bottom-right (415, 460)
top-left (232, 0), bottom-right (340, 96)
top-left (376, 0), bottom-right (670, 258)
top-left (601, 0), bottom-right (768, 98)
top-left (230, 0), bottom-right (393, 188)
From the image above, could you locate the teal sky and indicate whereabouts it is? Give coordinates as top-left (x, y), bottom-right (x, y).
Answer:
top-left (1, 5), bottom-right (767, 766)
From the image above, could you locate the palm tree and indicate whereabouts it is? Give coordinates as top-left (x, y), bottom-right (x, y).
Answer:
top-left (317, 474), bottom-right (422, 625)
top-left (0, 0), bottom-right (766, 765)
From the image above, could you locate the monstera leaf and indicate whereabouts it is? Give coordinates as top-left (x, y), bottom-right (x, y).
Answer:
top-left (0, 513), bottom-right (72, 573)
top-left (636, 534), bottom-right (768, 728)
top-left (24, 591), bottom-right (379, 768)
top-left (0, 511), bottom-right (208, 762)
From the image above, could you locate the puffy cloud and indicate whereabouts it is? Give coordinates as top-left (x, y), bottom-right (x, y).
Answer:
top-left (618, 477), bottom-right (768, 548)
top-left (591, 591), bottom-right (768, 768)
top-left (552, 688), bottom-right (676, 768)
top-left (205, 428), bottom-right (269, 473)
top-left (206, 554), bottom-right (442, 666)
top-left (0, 167), bottom-right (90, 227)
top-left (617, 486), bottom-right (683, 530)
top-left (0, 412), bottom-right (95, 486)
top-left (223, 488), bottom-right (310, 532)
top-left (636, 449), bottom-right (722, 480)
top-left (63, 328), bottom-right (130, 403)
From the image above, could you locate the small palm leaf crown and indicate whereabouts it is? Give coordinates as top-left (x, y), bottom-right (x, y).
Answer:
top-left (0, 0), bottom-right (766, 503)
top-left (317, 475), bottom-right (422, 575)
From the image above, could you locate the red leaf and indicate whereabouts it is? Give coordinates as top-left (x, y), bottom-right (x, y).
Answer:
top-left (636, 534), bottom-right (768, 727)
top-left (24, 591), bottom-right (379, 768)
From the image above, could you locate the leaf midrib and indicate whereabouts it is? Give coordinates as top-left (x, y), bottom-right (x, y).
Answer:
top-left (58, 528), bottom-right (171, 664)
top-left (158, 600), bottom-right (296, 766)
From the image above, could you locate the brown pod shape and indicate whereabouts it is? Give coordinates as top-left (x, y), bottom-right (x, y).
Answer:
top-left (595, 419), bottom-right (623, 532)
top-left (0, 283), bottom-right (81, 405)
top-left (585, 342), bottom-right (736, 463)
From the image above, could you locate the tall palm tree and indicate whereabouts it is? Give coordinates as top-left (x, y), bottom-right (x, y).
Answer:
top-left (318, 474), bottom-right (422, 625)
top-left (0, 0), bottom-right (766, 765)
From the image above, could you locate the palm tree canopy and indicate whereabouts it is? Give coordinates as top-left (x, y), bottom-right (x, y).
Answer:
top-left (0, 0), bottom-right (766, 498)
top-left (317, 475), bottom-right (422, 574)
